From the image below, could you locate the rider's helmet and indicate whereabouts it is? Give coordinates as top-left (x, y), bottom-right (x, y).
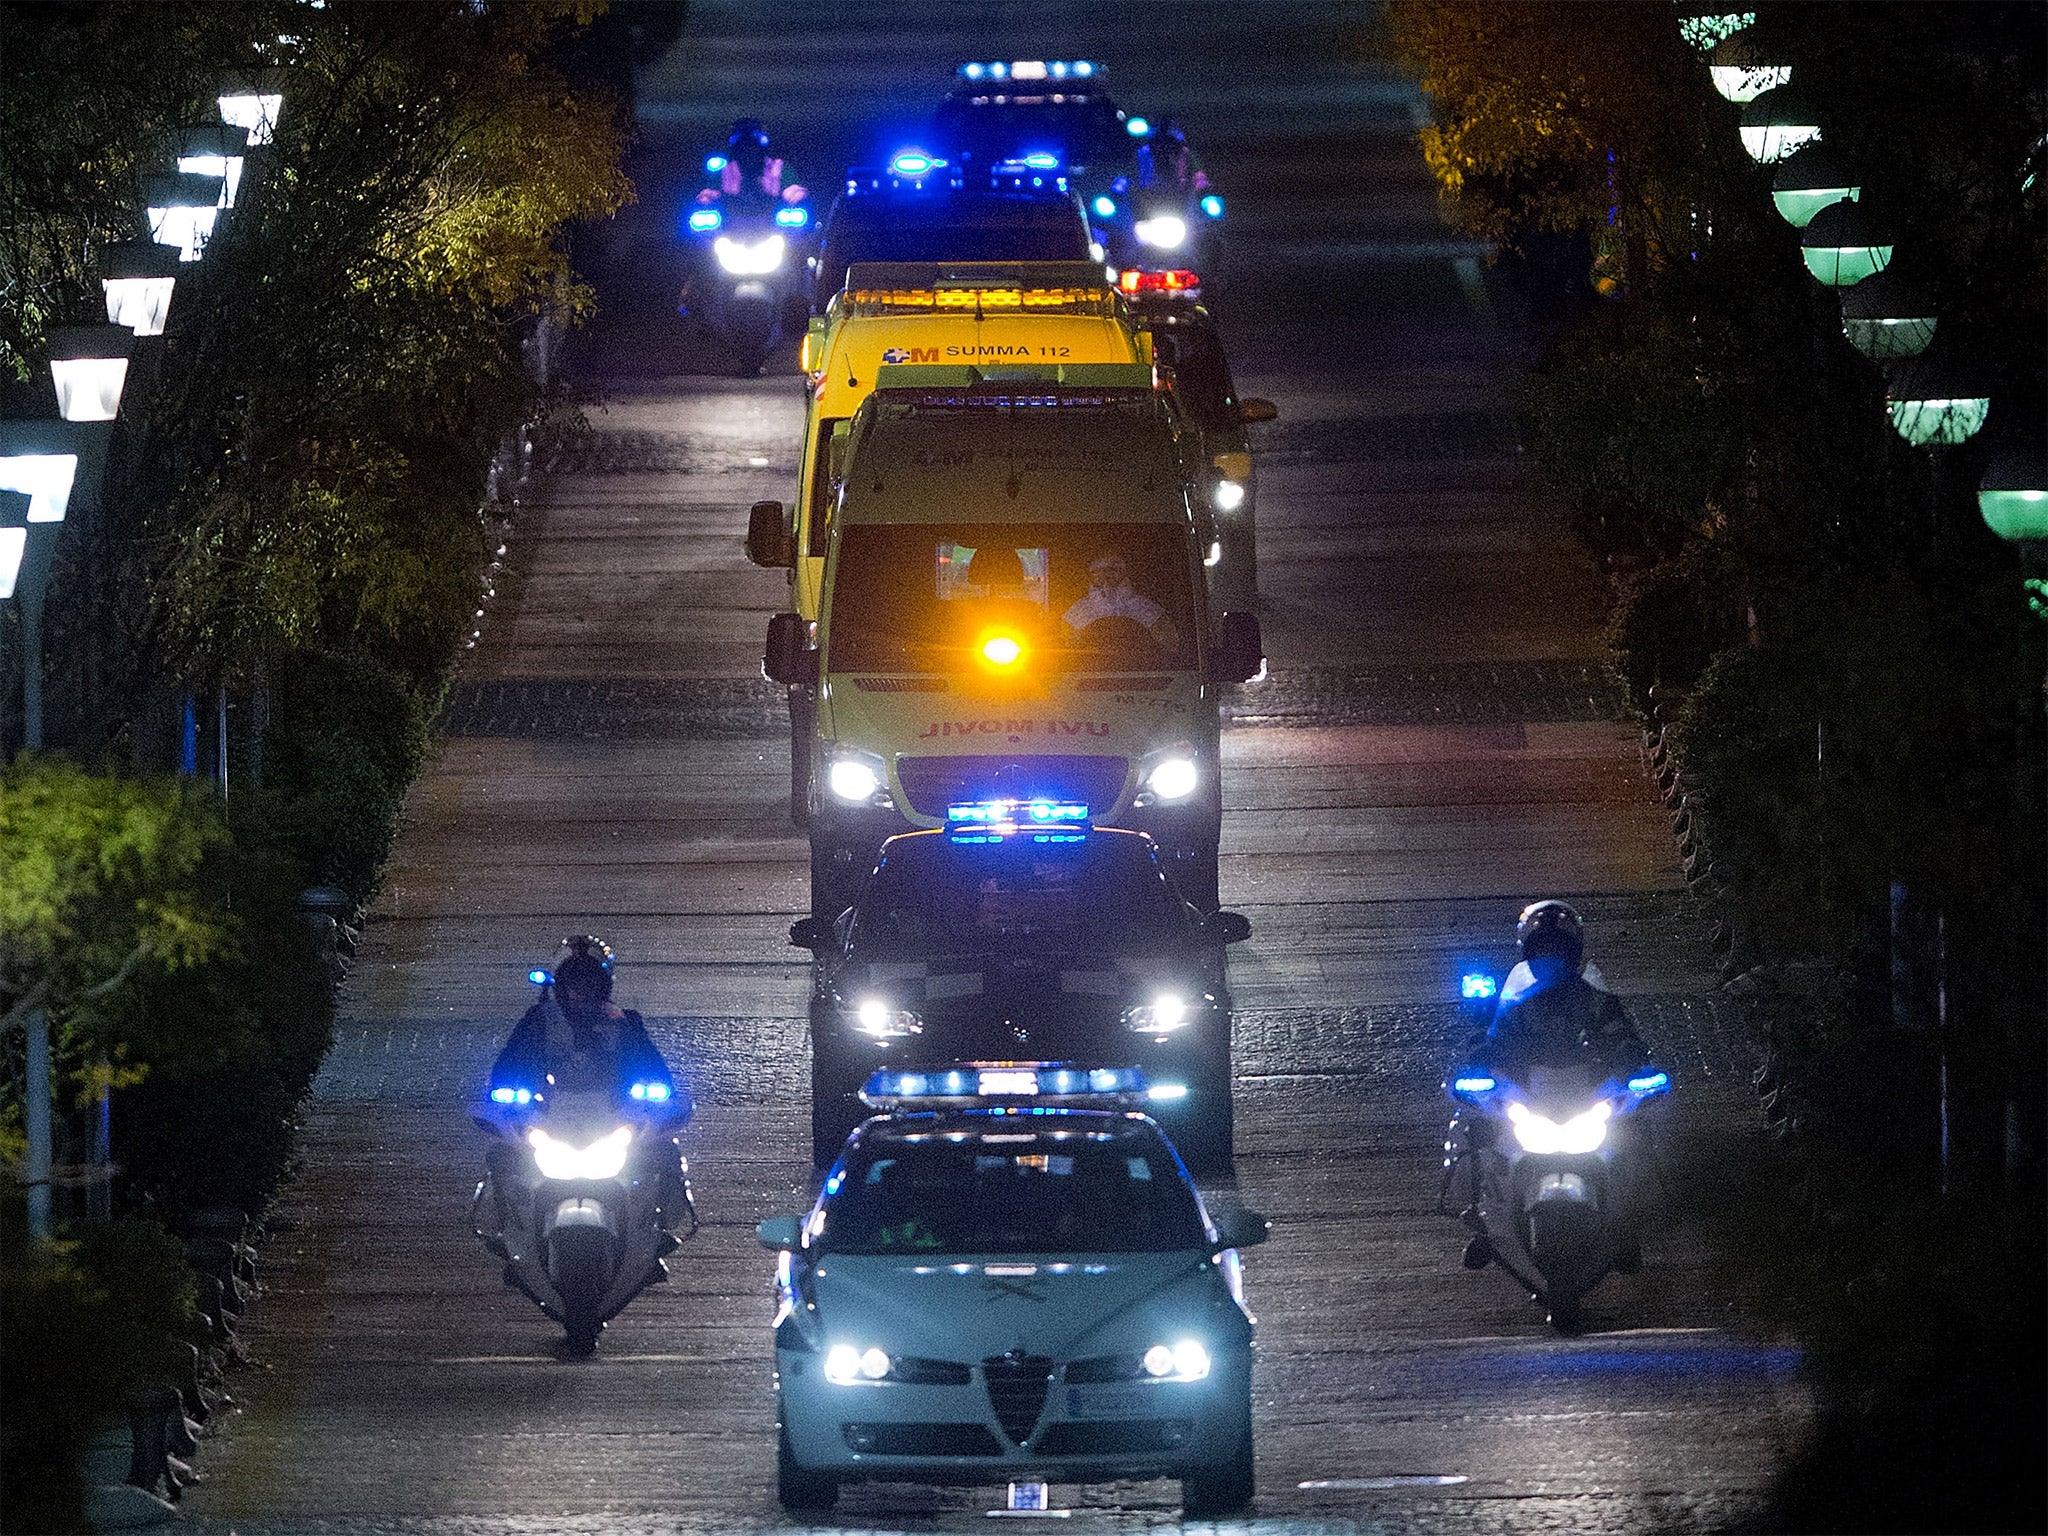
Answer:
top-left (1515, 900), bottom-right (1585, 971)
top-left (726, 118), bottom-right (772, 177)
top-left (552, 934), bottom-right (615, 1006)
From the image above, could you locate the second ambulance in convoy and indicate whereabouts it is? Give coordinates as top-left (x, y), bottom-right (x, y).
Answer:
top-left (759, 361), bottom-right (1263, 922)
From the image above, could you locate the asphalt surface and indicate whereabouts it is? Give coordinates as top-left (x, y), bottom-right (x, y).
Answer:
top-left (184, 5), bottom-right (1810, 1531)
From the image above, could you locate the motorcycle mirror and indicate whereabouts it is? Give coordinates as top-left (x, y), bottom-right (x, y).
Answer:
top-left (756, 1214), bottom-right (804, 1251)
top-left (1212, 1208), bottom-right (1269, 1249)
top-left (788, 916), bottom-right (821, 949)
top-left (1202, 910), bottom-right (1252, 944)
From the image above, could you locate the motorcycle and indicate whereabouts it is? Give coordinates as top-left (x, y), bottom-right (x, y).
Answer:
top-left (1441, 971), bottom-right (1670, 1333)
top-left (680, 193), bottom-right (812, 374)
top-left (472, 1073), bottom-right (695, 1355)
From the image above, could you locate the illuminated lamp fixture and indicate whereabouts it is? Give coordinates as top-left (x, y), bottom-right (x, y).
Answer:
top-left (1771, 142), bottom-right (1859, 228)
top-left (0, 419), bottom-right (106, 526)
top-left (1739, 85), bottom-right (1820, 164)
top-left (1798, 198), bottom-right (1892, 287)
top-left (1839, 267), bottom-right (1936, 360)
top-left (1708, 33), bottom-right (1790, 103)
top-left (1978, 443), bottom-right (2048, 544)
top-left (1885, 350), bottom-right (1991, 448)
top-left (218, 67), bottom-right (287, 145)
top-left (0, 489), bottom-right (30, 602)
top-left (144, 171), bottom-right (226, 261)
top-left (100, 242), bottom-right (181, 336)
top-left (1674, 4), bottom-right (1756, 52)
top-left (46, 325), bottom-right (135, 423)
top-left (176, 123), bottom-right (249, 206)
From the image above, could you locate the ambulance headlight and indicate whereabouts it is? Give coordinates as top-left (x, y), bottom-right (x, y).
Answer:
top-left (1142, 1339), bottom-right (1210, 1381)
top-left (826, 748), bottom-right (893, 807)
top-left (1137, 751), bottom-right (1200, 804)
top-left (824, 1344), bottom-right (894, 1384)
top-left (714, 233), bottom-right (786, 275)
top-left (1212, 480), bottom-right (1246, 513)
top-left (849, 998), bottom-right (923, 1038)
top-left (1134, 215), bottom-right (1187, 249)
top-left (1123, 992), bottom-right (1193, 1034)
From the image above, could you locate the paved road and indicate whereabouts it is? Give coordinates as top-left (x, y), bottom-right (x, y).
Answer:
top-left (187, 5), bottom-right (1807, 1531)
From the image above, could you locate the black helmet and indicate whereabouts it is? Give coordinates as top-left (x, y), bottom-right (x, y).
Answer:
top-left (552, 934), bottom-right (615, 1003)
top-left (726, 118), bottom-right (770, 153)
top-left (1515, 900), bottom-right (1584, 969)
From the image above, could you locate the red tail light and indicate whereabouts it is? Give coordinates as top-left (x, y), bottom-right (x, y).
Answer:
top-left (1118, 269), bottom-right (1201, 295)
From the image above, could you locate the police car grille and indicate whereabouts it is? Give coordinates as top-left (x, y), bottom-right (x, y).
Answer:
top-left (982, 1354), bottom-right (1055, 1445)
top-left (896, 755), bottom-right (1129, 820)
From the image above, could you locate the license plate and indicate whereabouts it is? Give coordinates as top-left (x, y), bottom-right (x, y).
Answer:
top-left (1066, 1385), bottom-right (1149, 1419)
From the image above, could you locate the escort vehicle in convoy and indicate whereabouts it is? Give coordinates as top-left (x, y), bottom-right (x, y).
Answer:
top-left (758, 364), bottom-right (1264, 920)
top-left (791, 812), bottom-right (1251, 1168)
top-left (758, 1063), bottom-right (1266, 1517)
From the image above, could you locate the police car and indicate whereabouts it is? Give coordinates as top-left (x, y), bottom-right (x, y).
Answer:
top-left (757, 1063), bottom-right (1266, 1517)
top-left (791, 803), bottom-right (1252, 1169)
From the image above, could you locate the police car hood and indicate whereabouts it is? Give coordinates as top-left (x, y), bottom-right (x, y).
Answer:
top-left (810, 1251), bottom-right (1217, 1361)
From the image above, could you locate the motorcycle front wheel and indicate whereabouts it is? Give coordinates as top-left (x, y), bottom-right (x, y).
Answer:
top-left (549, 1224), bottom-right (613, 1356)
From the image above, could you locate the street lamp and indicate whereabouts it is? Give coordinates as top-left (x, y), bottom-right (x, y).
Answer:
top-left (1978, 443), bottom-right (2048, 544)
top-left (100, 241), bottom-right (181, 336)
top-left (1771, 142), bottom-right (1860, 228)
top-left (1675, 5), bottom-right (1756, 52)
top-left (46, 325), bottom-right (135, 423)
top-left (1885, 352), bottom-right (1992, 448)
top-left (1840, 268), bottom-right (1937, 360)
top-left (0, 487), bottom-right (30, 602)
top-left (1739, 85), bottom-right (1822, 164)
top-left (176, 123), bottom-right (248, 207)
top-left (1709, 33), bottom-right (1790, 104)
top-left (1799, 199), bottom-right (1894, 287)
top-left (218, 68), bottom-right (287, 146)
top-left (144, 170), bottom-right (227, 261)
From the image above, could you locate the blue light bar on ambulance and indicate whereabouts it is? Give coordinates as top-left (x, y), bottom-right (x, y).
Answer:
top-left (490, 1085), bottom-right (535, 1105)
top-left (860, 1062), bottom-right (1147, 1108)
top-left (1627, 1070), bottom-right (1671, 1095)
top-left (687, 208), bottom-right (722, 233)
top-left (628, 1080), bottom-right (673, 1102)
top-left (1462, 972), bottom-right (1498, 1000)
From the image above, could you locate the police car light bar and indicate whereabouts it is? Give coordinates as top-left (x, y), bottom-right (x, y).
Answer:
top-left (1118, 269), bottom-right (1201, 297)
top-left (958, 60), bottom-right (1100, 81)
top-left (860, 1061), bottom-right (1147, 1108)
top-left (947, 798), bottom-right (1089, 844)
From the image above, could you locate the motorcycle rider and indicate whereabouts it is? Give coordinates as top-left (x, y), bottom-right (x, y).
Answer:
top-left (1448, 900), bottom-right (1651, 1270)
top-left (479, 935), bottom-right (696, 1262)
top-left (696, 118), bottom-right (807, 209)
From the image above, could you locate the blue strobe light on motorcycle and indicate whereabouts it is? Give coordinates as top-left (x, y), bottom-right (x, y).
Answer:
top-left (1201, 194), bottom-right (1224, 218)
top-left (628, 1081), bottom-right (673, 1102)
top-left (1093, 195), bottom-right (1117, 217)
top-left (774, 204), bottom-right (810, 229)
top-left (491, 1085), bottom-right (535, 1106)
top-left (688, 207), bottom-right (722, 234)
top-left (528, 969), bottom-right (552, 986)
top-left (1126, 116), bottom-right (1151, 137)
top-left (1627, 1070), bottom-right (1671, 1095)
top-left (1462, 972), bottom-right (1499, 1001)
top-left (705, 154), bottom-right (728, 174)
top-left (1451, 1074), bottom-right (1497, 1096)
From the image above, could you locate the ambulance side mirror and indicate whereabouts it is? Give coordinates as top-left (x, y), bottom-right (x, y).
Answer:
top-left (1236, 398), bottom-right (1278, 424)
top-left (763, 611), bottom-right (817, 686)
top-left (1210, 611), bottom-right (1263, 685)
top-left (746, 500), bottom-right (793, 568)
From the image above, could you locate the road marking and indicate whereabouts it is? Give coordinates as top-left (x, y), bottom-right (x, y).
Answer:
top-left (1301, 1475), bottom-right (1469, 1490)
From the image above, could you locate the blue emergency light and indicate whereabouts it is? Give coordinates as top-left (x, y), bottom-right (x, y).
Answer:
top-left (946, 798), bottom-right (1090, 845)
top-left (1462, 972), bottom-right (1499, 1001)
top-left (861, 1062), bottom-right (1147, 1107)
top-left (687, 208), bottom-right (721, 233)
top-left (490, 1085), bottom-right (536, 1106)
top-left (1627, 1070), bottom-right (1671, 1095)
top-left (1451, 1074), bottom-right (1497, 1096)
top-left (528, 969), bottom-right (552, 986)
top-left (774, 204), bottom-right (810, 229)
top-left (705, 154), bottom-right (728, 174)
top-left (1021, 152), bottom-right (1060, 170)
top-left (628, 1080), bottom-right (673, 1102)
top-left (1093, 195), bottom-right (1117, 218)
top-left (890, 150), bottom-right (937, 177)
top-left (1201, 195), bottom-right (1224, 219)
top-left (1126, 117), bottom-right (1151, 137)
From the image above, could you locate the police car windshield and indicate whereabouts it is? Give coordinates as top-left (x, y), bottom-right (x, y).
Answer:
top-left (819, 1129), bottom-right (1204, 1255)
top-left (859, 834), bottom-right (1183, 957)
top-left (830, 521), bottom-right (1196, 672)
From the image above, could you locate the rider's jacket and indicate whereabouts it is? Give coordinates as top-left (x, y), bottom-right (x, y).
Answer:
top-left (1484, 956), bottom-right (1648, 1080)
top-left (490, 997), bottom-right (687, 1113)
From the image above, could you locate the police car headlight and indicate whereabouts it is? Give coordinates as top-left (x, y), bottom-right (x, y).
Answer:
top-left (824, 1343), bottom-right (894, 1384)
top-left (526, 1124), bottom-right (633, 1181)
top-left (714, 233), bottom-right (786, 275)
top-left (1134, 215), bottom-right (1187, 250)
top-left (1123, 992), bottom-right (1193, 1034)
top-left (826, 747), bottom-right (894, 807)
top-left (849, 997), bottom-right (923, 1038)
top-left (1135, 750), bottom-right (1200, 806)
top-left (1212, 480), bottom-right (1246, 513)
top-left (1506, 1100), bottom-right (1611, 1156)
top-left (1142, 1339), bottom-right (1210, 1381)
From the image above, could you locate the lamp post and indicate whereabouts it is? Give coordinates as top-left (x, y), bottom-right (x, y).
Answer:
top-left (46, 325), bottom-right (135, 423)
top-left (1799, 199), bottom-right (1895, 287)
top-left (1739, 85), bottom-right (1822, 164)
top-left (3, 485), bottom-right (53, 1239)
top-left (1840, 267), bottom-right (1938, 360)
top-left (1709, 32), bottom-right (1790, 103)
top-left (100, 241), bottom-right (181, 337)
top-left (1771, 142), bottom-right (1860, 229)
top-left (143, 170), bottom-right (227, 262)
top-left (0, 419), bottom-right (108, 748)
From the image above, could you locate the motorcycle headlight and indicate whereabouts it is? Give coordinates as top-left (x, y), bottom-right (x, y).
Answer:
top-left (849, 997), bottom-right (923, 1038)
top-left (1212, 480), bottom-right (1246, 513)
top-left (714, 233), bottom-right (786, 275)
top-left (1141, 1339), bottom-right (1210, 1381)
top-left (824, 1343), bottom-right (894, 1384)
top-left (1506, 1100), bottom-right (1611, 1156)
top-left (825, 747), bottom-right (894, 807)
top-left (1134, 214), bottom-right (1188, 250)
top-left (1123, 991), bottom-right (1194, 1034)
top-left (1134, 748), bottom-right (1200, 807)
top-left (527, 1124), bottom-right (633, 1181)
